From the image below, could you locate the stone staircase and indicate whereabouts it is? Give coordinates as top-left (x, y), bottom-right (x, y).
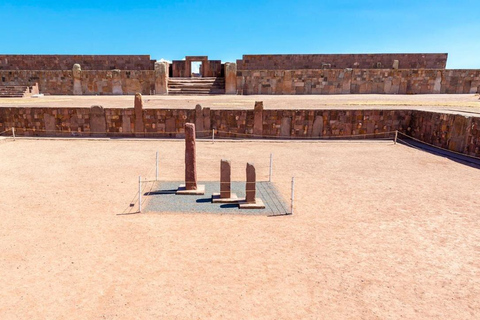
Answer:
top-left (0, 83), bottom-right (39, 98)
top-left (168, 77), bottom-right (225, 95)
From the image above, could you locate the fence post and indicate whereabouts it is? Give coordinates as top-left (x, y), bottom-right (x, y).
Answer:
top-left (269, 153), bottom-right (273, 182)
top-left (156, 151), bottom-right (159, 181)
top-left (394, 130), bottom-right (398, 145)
top-left (12, 127), bottom-right (15, 141)
top-left (138, 175), bottom-right (142, 213)
top-left (290, 177), bottom-right (295, 215)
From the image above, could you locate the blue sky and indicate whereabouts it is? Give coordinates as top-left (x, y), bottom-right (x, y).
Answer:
top-left (1, 0), bottom-right (479, 68)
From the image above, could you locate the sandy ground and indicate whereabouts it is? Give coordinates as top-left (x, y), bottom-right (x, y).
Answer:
top-left (0, 138), bottom-right (479, 319)
top-left (0, 94), bottom-right (479, 114)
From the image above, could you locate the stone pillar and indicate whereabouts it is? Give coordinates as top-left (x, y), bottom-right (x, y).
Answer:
top-left (392, 60), bottom-right (399, 69)
top-left (312, 116), bottom-right (324, 137)
top-left (72, 64), bottom-right (82, 95)
top-left (433, 71), bottom-right (442, 94)
top-left (280, 117), bottom-right (291, 137)
top-left (225, 62), bottom-right (237, 94)
top-left (245, 162), bottom-right (256, 203)
top-left (134, 93), bottom-right (144, 137)
top-left (253, 101), bottom-right (263, 136)
top-left (155, 61), bottom-right (169, 95)
top-left (89, 106), bottom-right (107, 137)
top-left (177, 123), bottom-right (205, 195)
top-left (112, 69), bottom-right (123, 95)
top-left (195, 104), bottom-right (205, 137)
top-left (220, 159), bottom-right (231, 198)
top-left (185, 123), bottom-right (197, 190)
top-left (239, 162), bottom-right (265, 209)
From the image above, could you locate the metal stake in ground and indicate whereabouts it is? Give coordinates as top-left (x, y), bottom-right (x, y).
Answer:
top-left (177, 123), bottom-right (205, 195)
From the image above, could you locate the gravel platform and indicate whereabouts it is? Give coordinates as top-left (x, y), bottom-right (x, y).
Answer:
top-left (144, 181), bottom-right (289, 215)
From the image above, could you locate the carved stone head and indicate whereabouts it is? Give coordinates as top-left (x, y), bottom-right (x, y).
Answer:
top-left (72, 64), bottom-right (82, 79)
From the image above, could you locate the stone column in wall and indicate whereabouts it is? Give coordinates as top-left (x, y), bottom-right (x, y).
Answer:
top-left (154, 61), bottom-right (169, 95)
top-left (225, 62), bottom-right (237, 94)
top-left (134, 93), bottom-right (145, 137)
top-left (253, 101), bottom-right (263, 136)
top-left (112, 69), bottom-right (123, 95)
top-left (72, 64), bottom-right (82, 95)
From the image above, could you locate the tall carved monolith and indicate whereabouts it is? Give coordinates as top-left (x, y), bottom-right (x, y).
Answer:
top-left (185, 123), bottom-right (197, 190)
top-left (177, 122), bottom-right (205, 195)
top-left (72, 64), bottom-right (82, 95)
top-left (220, 159), bottom-right (231, 198)
top-left (154, 61), bottom-right (169, 95)
top-left (245, 162), bottom-right (256, 203)
top-left (112, 69), bottom-right (123, 95)
top-left (225, 62), bottom-right (237, 94)
top-left (134, 93), bottom-right (144, 137)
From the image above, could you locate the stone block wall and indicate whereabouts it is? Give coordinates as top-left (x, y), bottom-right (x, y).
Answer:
top-left (237, 69), bottom-right (480, 95)
top-left (0, 55), bottom-right (154, 70)
top-left (410, 111), bottom-right (480, 156)
top-left (237, 54), bottom-right (448, 70)
top-left (0, 70), bottom-right (156, 95)
top-left (1, 105), bottom-right (478, 157)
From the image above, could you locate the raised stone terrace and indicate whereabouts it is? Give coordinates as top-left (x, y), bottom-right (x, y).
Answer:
top-left (1, 94), bottom-right (478, 114)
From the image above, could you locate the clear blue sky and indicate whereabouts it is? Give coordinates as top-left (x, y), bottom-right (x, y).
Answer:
top-left (1, 0), bottom-right (479, 69)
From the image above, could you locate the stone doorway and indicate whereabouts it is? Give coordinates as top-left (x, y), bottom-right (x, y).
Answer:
top-left (191, 61), bottom-right (202, 77)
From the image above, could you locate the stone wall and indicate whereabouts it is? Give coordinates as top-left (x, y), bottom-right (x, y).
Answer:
top-left (237, 69), bottom-right (480, 95)
top-left (410, 111), bottom-right (480, 156)
top-left (237, 54), bottom-right (448, 70)
top-left (1, 105), bottom-right (478, 157)
top-left (0, 70), bottom-right (155, 95)
top-left (0, 55), bottom-right (154, 70)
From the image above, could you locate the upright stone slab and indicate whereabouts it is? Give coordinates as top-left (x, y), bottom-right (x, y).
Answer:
top-left (239, 162), bottom-right (265, 209)
top-left (245, 162), bottom-right (256, 203)
top-left (44, 114), bottom-right (56, 136)
top-left (253, 101), bottom-right (263, 136)
top-left (280, 117), bottom-right (291, 137)
top-left (154, 61), bottom-right (169, 95)
top-left (220, 159), bottom-right (231, 198)
top-left (312, 116), bottom-right (324, 137)
top-left (112, 69), bottom-right (123, 95)
top-left (72, 64), bottom-right (82, 95)
top-left (195, 104), bottom-right (205, 137)
top-left (134, 93), bottom-right (145, 137)
top-left (211, 159), bottom-right (238, 203)
top-left (392, 60), bottom-right (399, 69)
top-left (225, 62), bottom-right (237, 94)
top-left (177, 123), bottom-right (205, 195)
top-left (89, 106), bottom-right (107, 137)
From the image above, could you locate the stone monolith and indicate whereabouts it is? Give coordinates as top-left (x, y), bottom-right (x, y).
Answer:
top-left (220, 159), bottom-right (231, 198)
top-left (134, 93), bottom-right (144, 136)
top-left (185, 123), bottom-right (197, 190)
top-left (246, 162), bottom-right (256, 203)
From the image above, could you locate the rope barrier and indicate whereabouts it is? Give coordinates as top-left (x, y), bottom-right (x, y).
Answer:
top-left (397, 132), bottom-right (480, 161)
top-left (4, 127), bottom-right (397, 140)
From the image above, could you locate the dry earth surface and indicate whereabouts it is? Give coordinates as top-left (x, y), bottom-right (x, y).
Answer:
top-left (0, 138), bottom-right (479, 319)
top-left (1, 94), bottom-right (479, 114)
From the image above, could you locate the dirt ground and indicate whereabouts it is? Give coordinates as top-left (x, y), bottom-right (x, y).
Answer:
top-left (0, 138), bottom-right (479, 319)
top-left (0, 94), bottom-right (479, 114)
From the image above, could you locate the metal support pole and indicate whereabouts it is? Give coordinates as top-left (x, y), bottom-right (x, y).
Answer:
top-left (138, 175), bottom-right (142, 213)
top-left (290, 177), bottom-right (295, 215)
top-left (212, 129), bottom-right (215, 143)
top-left (12, 127), bottom-right (15, 141)
top-left (394, 130), bottom-right (398, 145)
top-left (269, 153), bottom-right (273, 182)
top-left (156, 151), bottom-right (159, 181)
